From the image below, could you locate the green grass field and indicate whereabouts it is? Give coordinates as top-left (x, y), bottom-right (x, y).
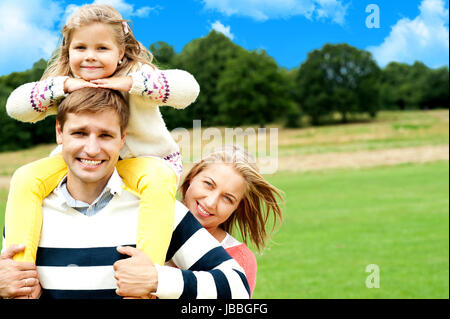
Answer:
top-left (252, 161), bottom-right (449, 298)
top-left (0, 110), bottom-right (448, 299)
top-left (1, 161), bottom-right (447, 298)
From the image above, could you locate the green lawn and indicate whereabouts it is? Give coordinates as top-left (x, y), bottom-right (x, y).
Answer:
top-left (251, 161), bottom-right (449, 298)
top-left (0, 161), bottom-right (448, 299)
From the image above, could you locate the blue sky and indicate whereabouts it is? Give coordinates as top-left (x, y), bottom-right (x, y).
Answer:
top-left (0, 0), bottom-right (448, 76)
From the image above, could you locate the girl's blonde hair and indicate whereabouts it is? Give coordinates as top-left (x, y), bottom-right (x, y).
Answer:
top-left (181, 145), bottom-right (284, 252)
top-left (42, 4), bottom-right (155, 80)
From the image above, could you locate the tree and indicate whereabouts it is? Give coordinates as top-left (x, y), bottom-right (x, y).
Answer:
top-left (380, 61), bottom-right (448, 110)
top-left (214, 49), bottom-right (290, 127)
top-left (422, 66), bottom-right (449, 109)
top-left (149, 41), bottom-right (176, 69)
top-left (294, 43), bottom-right (381, 124)
top-left (162, 31), bottom-right (243, 128)
top-left (0, 59), bottom-right (54, 151)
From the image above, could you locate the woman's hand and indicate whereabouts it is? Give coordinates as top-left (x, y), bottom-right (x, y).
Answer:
top-left (90, 76), bottom-right (133, 92)
top-left (64, 78), bottom-right (98, 93)
top-left (113, 246), bottom-right (158, 298)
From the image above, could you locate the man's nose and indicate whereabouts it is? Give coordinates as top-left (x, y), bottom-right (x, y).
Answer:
top-left (84, 135), bottom-right (101, 156)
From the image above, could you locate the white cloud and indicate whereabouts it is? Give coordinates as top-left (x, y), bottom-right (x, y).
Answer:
top-left (92, 0), bottom-right (159, 18)
top-left (63, 0), bottom-right (159, 24)
top-left (0, 0), bottom-right (160, 75)
top-left (202, 0), bottom-right (349, 25)
top-left (0, 0), bottom-right (62, 74)
top-left (211, 21), bottom-right (235, 40)
top-left (367, 0), bottom-right (449, 68)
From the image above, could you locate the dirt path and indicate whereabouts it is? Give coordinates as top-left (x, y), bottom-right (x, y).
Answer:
top-left (276, 144), bottom-right (449, 172)
top-left (0, 144), bottom-right (448, 189)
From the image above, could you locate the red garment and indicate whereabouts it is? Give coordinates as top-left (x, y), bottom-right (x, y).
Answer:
top-left (225, 243), bottom-right (257, 297)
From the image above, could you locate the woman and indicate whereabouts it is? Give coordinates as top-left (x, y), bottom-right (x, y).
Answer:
top-left (114, 145), bottom-right (284, 298)
top-left (179, 145), bottom-right (283, 296)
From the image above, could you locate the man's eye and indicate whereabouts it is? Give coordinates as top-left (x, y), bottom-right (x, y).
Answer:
top-left (72, 132), bottom-right (85, 136)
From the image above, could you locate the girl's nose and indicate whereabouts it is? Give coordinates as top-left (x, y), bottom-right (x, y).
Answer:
top-left (85, 50), bottom-right (97, 61)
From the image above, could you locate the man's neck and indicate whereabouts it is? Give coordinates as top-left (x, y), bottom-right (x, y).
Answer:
top-left (65, 173), bottom-right (112, 205)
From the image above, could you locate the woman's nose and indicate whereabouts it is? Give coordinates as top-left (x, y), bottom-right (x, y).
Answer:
top-left (204, 193), bottom-right (219, 210)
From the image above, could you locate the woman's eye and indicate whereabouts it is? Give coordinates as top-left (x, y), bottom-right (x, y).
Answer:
top-left (224, 196), bottom-right (233, 204)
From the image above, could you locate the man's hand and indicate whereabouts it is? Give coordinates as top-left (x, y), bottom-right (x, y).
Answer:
top-left (0, 245), bottom-right (40, 299)
top-left (64, 78), bottom-right (98, 93)
top-left (113, 246), bottom-right (158, 298)
top-left (90, 76), bottom-right (133, 92)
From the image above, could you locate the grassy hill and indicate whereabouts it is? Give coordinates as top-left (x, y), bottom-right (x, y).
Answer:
top-left (0, 109), bottom-right (448, 298)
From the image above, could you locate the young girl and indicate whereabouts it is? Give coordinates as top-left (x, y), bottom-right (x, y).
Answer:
top-left (4, 4), bottom-right (199, 266)
top-left (180, 145), bottom-right (284, 296)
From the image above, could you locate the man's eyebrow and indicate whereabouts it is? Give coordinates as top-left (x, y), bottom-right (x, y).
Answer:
top-left (68, 125), bottom-right (88, 132)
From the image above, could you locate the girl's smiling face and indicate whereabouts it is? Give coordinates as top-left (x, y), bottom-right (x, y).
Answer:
top-left (184, 163), bottom-right (247, 239)
top-left (69, 22), bottom-right (124, 81)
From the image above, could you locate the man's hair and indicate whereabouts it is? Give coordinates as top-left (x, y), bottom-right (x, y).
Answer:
top-left (56, 87), bottom-right (129, 134)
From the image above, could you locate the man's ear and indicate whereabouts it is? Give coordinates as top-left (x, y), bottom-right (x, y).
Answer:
top-left (56, 121), bottom-right (63, 145)
top-left (120, 129), bottom-right (127, 147)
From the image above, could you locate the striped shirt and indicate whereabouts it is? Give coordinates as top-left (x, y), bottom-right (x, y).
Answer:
top-left (3, 170), bottom-right (250, 299)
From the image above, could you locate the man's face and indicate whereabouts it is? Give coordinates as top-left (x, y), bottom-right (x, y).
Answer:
top-left (56, 109), bottom-right (125, 189)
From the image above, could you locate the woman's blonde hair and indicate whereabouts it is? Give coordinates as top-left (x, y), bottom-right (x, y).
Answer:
top-left (42, 4), bottom-right (155, 80)
top-left (181, 145), bottom-right (284, 252)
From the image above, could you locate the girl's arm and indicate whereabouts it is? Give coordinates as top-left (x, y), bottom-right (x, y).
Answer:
top-left (128, 64), bottom-right (200, 109)
top-left (6, 77), bottom-right (97, 123)
top-left (6, 77), bottom-right (69, 123)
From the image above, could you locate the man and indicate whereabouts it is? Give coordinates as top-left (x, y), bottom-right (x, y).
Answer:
top-left (1, 88), bottom-right (249, 299)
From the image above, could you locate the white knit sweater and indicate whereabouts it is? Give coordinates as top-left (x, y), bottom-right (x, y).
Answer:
top-left (6, 64), bottom-right (200, 159)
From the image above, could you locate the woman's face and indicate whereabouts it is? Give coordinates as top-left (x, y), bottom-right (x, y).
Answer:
top-left (184, 163), bottom-right (247, 235)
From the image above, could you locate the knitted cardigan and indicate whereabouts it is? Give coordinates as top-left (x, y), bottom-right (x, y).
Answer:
top-left (6, 64), bottom-right (200, 160)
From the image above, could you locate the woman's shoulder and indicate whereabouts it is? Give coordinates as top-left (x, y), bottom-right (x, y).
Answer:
top-left (223, 234), bottom-right (256, 261)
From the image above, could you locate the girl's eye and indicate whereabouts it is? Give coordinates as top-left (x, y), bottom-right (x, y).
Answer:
top-left (204, 181), bottom-right (212, 187)
top-left (74, 46), bottom-right (85, 50)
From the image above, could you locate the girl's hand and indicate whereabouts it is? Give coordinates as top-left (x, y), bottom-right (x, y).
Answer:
top-left (64, 78), bottom-right (98, 93)
top-left (90, 76), bottom-right (133, 92)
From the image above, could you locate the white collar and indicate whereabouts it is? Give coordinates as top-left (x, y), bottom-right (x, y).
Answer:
top-left (54, 168), bottom-right (125, 208)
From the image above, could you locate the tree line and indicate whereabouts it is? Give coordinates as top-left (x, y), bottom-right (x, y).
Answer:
top-left (0, 31), bottom-right (448, 152)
